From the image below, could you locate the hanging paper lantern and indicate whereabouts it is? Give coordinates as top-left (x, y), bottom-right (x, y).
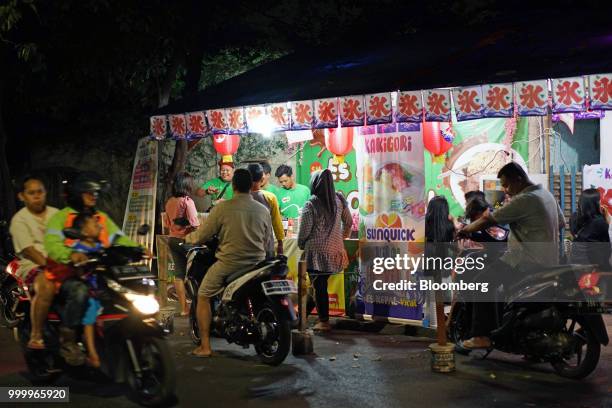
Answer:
top-left (213, 133), bottom-right (240, 163)
top-left (325, 127), bottom-right (354, 164)
top-left (422, 121), bottom-right (452, 160)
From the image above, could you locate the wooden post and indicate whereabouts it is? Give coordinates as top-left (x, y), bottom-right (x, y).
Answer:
top-left (545, 115), bottom-right (552, 178)
top-left (291, 259), bottom-right (314, 355)
top-left (298, 260), bottom-right (308, 331)
top-left (156, 235), bottom-right (169, 308)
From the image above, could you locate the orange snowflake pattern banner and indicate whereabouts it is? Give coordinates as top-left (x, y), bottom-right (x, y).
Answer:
top-left (396, 90), bottom-right (423, 123)
top-left (589, 73), bottom-right (612, 110)
top-left (516, 80), bottom-right (548, 116)
top-left (366, 93), bottom-right (393, 125)
top-left (552, 77), bottom-right (585, 113)
top-left (314, 98), bottom-right (338, 129)
top-left (452, 86), bottom-right (484, 121)
top-left (482, 83), bottom-right (513, 117)
top-left (186, 111), bottom-right (208, 139)
top-left (290, 100), bottom-right (313, 130)
top-left (169, 114), bottom-right (187, 139)
top-left (424, 89), bottom-right (451, 121)
top-left (150, 115), bottom-right (167, 140)
top-left (339, 95), bottom-right (365, 127)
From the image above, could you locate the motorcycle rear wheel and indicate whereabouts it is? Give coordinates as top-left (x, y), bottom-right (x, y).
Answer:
top-left (1, 280), bottom-right (21, 328)
top-left (125, 337), bottom-right (176, 407)
top-left (18, 319), bottom-right (62, 384)
top-left (551, 320), bottom-right (600, 379)
top-left (448, 302), bottom-right (472, 356)
top-left (254, 302), bottom-right (291, 366)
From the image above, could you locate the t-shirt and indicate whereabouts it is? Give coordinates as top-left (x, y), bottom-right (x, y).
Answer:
top-left (276, 184), bottom-right (311, 219)
top-left (201, 177), bottom-right (233, 201)
top-left (263, 183), bottom-right (280, 196)
top-left (9, 206), bottom-right (59, 279)
top-left (164, 196), bottom-right (200, 238)
top-left (492, 184), bottom-right (565, 267)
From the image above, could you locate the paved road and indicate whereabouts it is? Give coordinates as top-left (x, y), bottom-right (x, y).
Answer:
top-left (0, 316), bottom-right (610, 408)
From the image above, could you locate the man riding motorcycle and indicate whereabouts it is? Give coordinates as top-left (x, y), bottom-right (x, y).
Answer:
top-left (185, 169), bottom-right (274, 358)
top-left (43, 172), bottom-right (140, 364)
top-left (458, 162), bottom-right (565, 349)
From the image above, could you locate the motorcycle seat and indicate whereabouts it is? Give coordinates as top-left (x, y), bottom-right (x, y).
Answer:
top-left (223, 259), bottom-right (282, 285)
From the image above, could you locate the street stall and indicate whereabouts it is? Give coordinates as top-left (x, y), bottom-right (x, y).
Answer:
top-left (134, 30), bottom-right (612, 330)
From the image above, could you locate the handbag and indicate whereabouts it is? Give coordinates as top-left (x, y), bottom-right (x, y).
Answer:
top-left (172, 197), bottom-right (192, 227)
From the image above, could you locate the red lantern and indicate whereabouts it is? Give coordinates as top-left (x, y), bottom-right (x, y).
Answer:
top-left (213, 133), bottom-right (240, 163)
top-left (325, 127), bottom-right (354, 164)
top-left (422, 121), bottom-right (452, 157)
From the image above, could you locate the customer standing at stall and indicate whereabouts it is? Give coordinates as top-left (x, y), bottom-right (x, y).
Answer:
top-left (163, 172), bottom-right (200, 316)
top-left (569, 188), bottom-right (611, 269)
top-left (196, 160), bottom-right (234, 206)
top-left (275, 164), bottom-right (311, 219)
top-left (247, 163), bottom-right (285, 256)
top-left (297, 169), bottom-right (352, 332)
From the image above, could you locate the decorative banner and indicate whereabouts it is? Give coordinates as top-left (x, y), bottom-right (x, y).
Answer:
top-left (207, 109), bottom-right (228, 134)
top-left (168, 114), bottom-right (187, 140)
top-left (290, 100), bottom-right (313, 130)
top-left (589, 73), bottom-right (612, 110)
top-left (516, 80), bottom-right (549, 116)
top-left (268, 103), bottom-right (290, 131)
top-left (396, 90), bottom-right (423, 123)
top-left (226, 107), bottom-right (246, 134)
top-left (424, 89), bottom-right (451, 121)
top-left (245, 105), bottom-right (266, 130)
top-left (583, 164), bottom-right (612, 216)
top-left (425, 117), bottom-right (529, 216)
top-left (366, 93), bottom-right (393, 125)
top-left (483, 83), bottom-right (513, 117)
top-left (212, 133), bottom-right (240, 163)
top-left (453, 86), bottom-right (484, 121)
top-left (149, 115), bottom-right (167, 140)
top-left (552, 76), bottom-right (586, 113)
top-left (354, 126), bottom-right (426, 321)
top-left (339, 95), bottom-right (365, 127)
top-left (314, 98), bottom-right (338, 129)
top-left (122, 137), bottom-right (158, 256)
top-left (186, 111), bottom-right (208, 139)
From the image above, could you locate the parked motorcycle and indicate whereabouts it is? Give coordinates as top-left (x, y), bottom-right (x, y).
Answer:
top-left (0, 220), bottom-right (20, 328)
top-left (448, 233), bottom-right (609, 379)
top-left (15, 227), bottom-right (175, 406)
top-left (183, 241), bottom-right (297, 366)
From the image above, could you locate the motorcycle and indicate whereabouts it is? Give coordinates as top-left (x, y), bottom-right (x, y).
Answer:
top-left (448, 229), bottom-right (609, 379)
top-left (0, 220), bottom-right (21, 328)
top-left (183, 240), bottom-right (297, 366)
top-left (15, 227), bottom-right (176, 406)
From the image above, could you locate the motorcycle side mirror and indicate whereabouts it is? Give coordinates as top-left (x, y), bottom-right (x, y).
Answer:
top-left (137, 224), bottom-right (151, 236)
top-left (63, 227), bottom-right (84, 240)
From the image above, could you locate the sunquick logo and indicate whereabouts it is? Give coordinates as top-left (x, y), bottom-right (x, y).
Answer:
top-left (366, 228), bottom-right (416, 242)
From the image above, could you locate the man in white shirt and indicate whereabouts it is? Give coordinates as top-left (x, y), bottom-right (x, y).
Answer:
top-left (459, 162), bottom-right (565, 349)
top-left (9, 176), bottom-right (58, 349)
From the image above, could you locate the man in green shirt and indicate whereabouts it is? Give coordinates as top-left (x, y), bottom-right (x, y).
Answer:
top-left (260, 161), bottom-right (280, 196)
top-left (275, 164), bottom-right (311, 219)
top-left (196, 160), bottom-right (234, 206)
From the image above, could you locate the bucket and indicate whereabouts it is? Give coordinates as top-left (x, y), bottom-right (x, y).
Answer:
top-left (429, 343), bottom-right (455, 373)
top-left (158, 306), bottom-right (175, 334)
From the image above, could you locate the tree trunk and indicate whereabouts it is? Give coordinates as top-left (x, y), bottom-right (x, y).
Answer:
top-left (0, 79), bottom-right (16, 223)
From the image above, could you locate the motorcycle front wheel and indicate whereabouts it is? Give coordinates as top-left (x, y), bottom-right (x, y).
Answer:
top-left (254, 302), bottom-right (291, 366)
top-left (125, 337), bottom-right (176, 407)
top-left (551, 319), bottom-right (601, 379)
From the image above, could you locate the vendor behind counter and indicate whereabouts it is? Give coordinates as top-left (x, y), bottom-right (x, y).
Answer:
top-left (274, 164), bottom-right (310, 219)
top-left (196, 160), bottom-right (234, 208)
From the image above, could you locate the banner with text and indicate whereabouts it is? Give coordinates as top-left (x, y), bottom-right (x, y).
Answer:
top-left (354, 127), bottom-right (425, 321)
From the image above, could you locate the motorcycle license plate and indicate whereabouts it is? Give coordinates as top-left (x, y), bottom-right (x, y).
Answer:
top-left (261, 280), bottom-right (297, 296)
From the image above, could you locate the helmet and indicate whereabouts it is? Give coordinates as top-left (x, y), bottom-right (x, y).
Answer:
top-left (65, 172), bottom-right (109, 211)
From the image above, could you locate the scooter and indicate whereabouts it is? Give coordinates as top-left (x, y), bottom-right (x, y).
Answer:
top-left (448, 229), bottom-right (609, 379)
top-left (183, 241), bottom-right (297, 366)
top-left (16, 227), bottom-right (176, 406)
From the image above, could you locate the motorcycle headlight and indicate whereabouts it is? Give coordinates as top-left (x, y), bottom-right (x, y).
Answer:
top-left (125, 293), bottom-right (159, 315)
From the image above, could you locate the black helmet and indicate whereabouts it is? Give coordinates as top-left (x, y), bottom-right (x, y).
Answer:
top-left (65, 172), bottom-right (109, 211)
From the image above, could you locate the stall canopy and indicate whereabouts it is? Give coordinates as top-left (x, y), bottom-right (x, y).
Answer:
top-left (155, 28), bottom-right (612, 116)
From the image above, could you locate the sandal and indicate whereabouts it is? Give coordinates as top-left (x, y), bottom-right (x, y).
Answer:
top-left (27, 339), bottom-right (46, 350)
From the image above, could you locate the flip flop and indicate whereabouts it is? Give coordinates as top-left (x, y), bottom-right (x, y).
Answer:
top-left (190, 351), bottom-right (213, 358)
top-left (27, 339), bottom-right (46, 350)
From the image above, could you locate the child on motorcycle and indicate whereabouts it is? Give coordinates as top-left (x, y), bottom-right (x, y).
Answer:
top-left (70, 213), bottom-right (104, 368)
